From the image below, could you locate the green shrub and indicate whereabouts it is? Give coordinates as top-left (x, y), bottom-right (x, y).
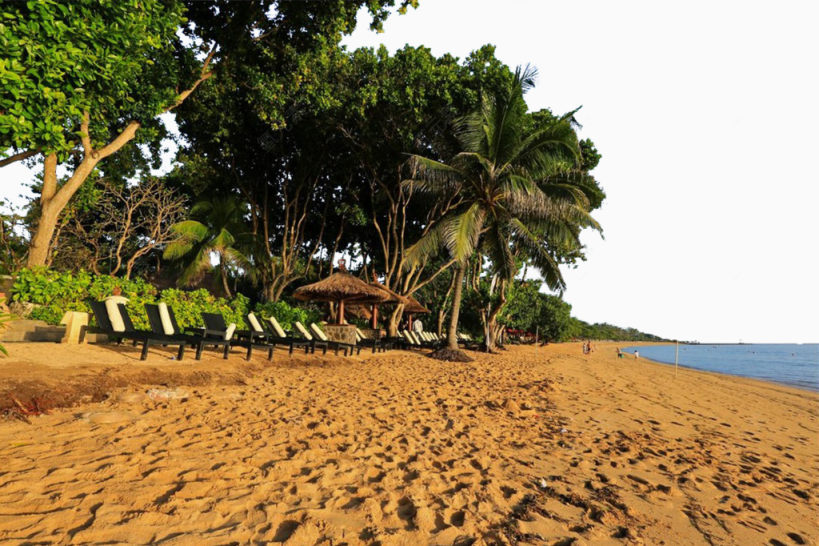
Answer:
top-left (254, 300), bottom-right (321, 330)
top-left (10, 268), bottom-right (250, 330)
top-left (157, 288), bottom-right (248, 330)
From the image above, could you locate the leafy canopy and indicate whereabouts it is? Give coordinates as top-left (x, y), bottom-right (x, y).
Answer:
top-left (0, 0), bottom-right (187, 156)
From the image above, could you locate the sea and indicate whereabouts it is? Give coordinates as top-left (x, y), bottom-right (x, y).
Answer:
top-left (620, 344), bottom-right (819, 391)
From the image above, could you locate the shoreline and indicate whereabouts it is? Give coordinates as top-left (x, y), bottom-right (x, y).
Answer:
top-left (1, 342), bottom-right (817, 543)
top-left (619, 342), bottom-right (819, 393)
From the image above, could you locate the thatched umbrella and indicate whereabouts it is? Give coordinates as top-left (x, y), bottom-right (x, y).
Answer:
top-left (366, 280), bottom-right (404, 329)
top-left (293, 272), bottom-right (391, 324)
top-left (403, 295), bottom-right (431, 329)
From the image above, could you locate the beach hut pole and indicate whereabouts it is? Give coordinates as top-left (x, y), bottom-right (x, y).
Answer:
top-left (338, 299), bottom-right (345, 324)
top-left (675, 341), bottom-right (679, 378)
top-left (371, 304), bottom-right (378, 329)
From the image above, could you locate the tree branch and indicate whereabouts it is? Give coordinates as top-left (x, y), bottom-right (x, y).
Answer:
top-left (0, 149), bottom-right (39, 168)
top-left (163, 47), bottom-right (217, 113)
top-left (80, 111), bottom-right (92, 155)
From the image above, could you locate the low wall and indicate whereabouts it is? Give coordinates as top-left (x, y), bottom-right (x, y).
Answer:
top-left (1, 320), bottom-right (65, 342)
top-left (322, 324), bottom-right (357, 345)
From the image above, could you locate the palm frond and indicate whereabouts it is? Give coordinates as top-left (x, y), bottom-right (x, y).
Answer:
top-left (442, 202), bottom-right (486, 264)
top-left (509, 218), bottom-right (566, 291)
top-left (404, 221), bottom-right (445, 268)
top-left (404, 155), bottom-right (464, 196)
top-left (169, 220), bottom-right (209, 242)
top-left (483, 224), bottom-right (516, 281)
top-left (178, 247), bottom-right (213, 287)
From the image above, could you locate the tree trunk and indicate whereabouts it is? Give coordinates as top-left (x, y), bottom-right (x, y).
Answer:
top-left (483, 279), bottom-right (507, 353)
top-left (436, 308), bottom-right (446, 337)
top-left (387, 304), bottom-right (403, 337)
top-left (27, 154), bottom-right (59, 267)
top-left (220, 260), bottom-right (232, 298)
top-left (28, 203), bottom-right (58, 267)
top-left (446, 264), bottom-right (466, 350)
top-left (23, 57), bottom-right (214, 268)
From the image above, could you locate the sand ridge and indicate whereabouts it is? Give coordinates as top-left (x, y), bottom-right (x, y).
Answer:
top-left (0, 343), bottom-right (816, 544)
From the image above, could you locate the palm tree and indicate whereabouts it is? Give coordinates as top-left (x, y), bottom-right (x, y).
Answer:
top-left (406, 66), bottom-right (600, 357)
top-left (163, 197), bottom-right (248, 297)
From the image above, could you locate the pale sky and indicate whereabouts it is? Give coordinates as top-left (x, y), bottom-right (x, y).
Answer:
top-left (342, 0), bottom-right (819, 343)
top-left (2, 1), bottom-right (817, 343)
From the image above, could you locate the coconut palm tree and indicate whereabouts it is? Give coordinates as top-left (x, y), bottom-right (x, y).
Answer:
top-left (405, 65), bottom-right (600, 358)
top-left (163, 197), bottom-right (248, 297)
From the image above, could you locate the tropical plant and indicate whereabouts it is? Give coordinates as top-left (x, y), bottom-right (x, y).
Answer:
top-left (254, 300), bottom-right (321, 331)
top-left (163, 198), bottom-right (249, 297)
top-left (406, 66), bottom-right (600, 357)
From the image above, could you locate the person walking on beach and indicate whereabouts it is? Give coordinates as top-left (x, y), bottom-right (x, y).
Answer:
top-left (634, 350), bottom-right (639, 359)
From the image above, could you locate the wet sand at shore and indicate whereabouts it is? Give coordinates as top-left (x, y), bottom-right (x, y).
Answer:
top-left (0, 342), bottom-right (817, 544)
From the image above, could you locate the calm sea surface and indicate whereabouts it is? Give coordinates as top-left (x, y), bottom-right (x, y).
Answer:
top-left (621, 344), bottom-right (819, 391)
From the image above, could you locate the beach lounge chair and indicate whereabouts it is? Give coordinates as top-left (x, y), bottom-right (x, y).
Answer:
top-left (401, 329), bottom-right (425, 349)
top-left (355, 327), bottom-right (387, 353)
top-left (293, 321), bottom-right (331, 355)
top-left (201, 312), bottom-right (273, 361)
top-left (89, 301), bottom-right (187, 361)
top-left (457, 332), bottom-right (480, 350)
top-left (144, 303), bottom-right (232, 360)
top-left (260, 316), bottom-right (313, 355)
top-left (309, 323), bottom-right (361, 356)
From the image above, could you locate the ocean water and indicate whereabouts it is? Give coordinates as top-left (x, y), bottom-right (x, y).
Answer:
top-left (620, 344), bottom-right (819, 391)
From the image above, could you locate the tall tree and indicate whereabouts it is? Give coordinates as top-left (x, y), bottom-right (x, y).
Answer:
top-left (0, 0), bottom-right (417, 267)
top-left (406, 66), bottom-right (600, 358)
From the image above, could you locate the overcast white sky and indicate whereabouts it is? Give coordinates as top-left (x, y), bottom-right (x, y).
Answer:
top-left (342, 0), bottom-right (818, 343)
top-left (1, 1), bottom-right (816, 343)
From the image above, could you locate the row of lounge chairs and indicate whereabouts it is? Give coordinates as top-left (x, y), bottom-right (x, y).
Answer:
top-left (91, 300), bottom-right (478, 361)
top-left (396, 330), bottom-right (479, 350)
top-left (90, 301), bottom-right (364, 361)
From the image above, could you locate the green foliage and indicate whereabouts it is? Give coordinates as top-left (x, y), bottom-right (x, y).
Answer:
top-left (157, 288), bottom-right (249, 330)
top-left (163, 197), bottom-right (248, 291)
top-left (0, 0), bottom-right (186, 156)
top-left (564, 318), bottom-right (666, 342)
top-left (407, 66), bottom-right (601, 290)
top-left (498, 280), bottom-right (573, 342)
top-left (9, 267), bottom-right (255, 330)
top-left (11, 267), bottom-right (157, 326)
top-left (253, 300), bottom-right (321, 330)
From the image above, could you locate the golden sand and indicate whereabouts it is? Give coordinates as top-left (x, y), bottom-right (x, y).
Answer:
top-left (0, 342), bottom-right (817, 544)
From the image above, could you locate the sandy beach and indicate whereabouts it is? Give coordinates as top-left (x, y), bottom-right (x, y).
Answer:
top-left (1, 342), bottom-right (817, 545)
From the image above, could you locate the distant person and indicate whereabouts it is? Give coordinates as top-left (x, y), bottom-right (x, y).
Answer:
top-left (617, 348), bottom-right (624, 358)
top-left (412, 318), bottom-right (423, 333)
top-left (634, 350), bottom-right (639, 359)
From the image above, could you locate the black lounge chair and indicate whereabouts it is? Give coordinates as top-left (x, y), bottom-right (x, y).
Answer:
top-left (260, 315), bottom-right (313, 355)
top-left (355, 327), bottom-right (387, 353)
top-left (201, 312), bottom-right (273, 361)
top-left (309, 323), bottom-right (361, 356)
top-left (144, 303), bottom-right (231, 360)
top-left (291, 321), bottom-right (335, 355)
top-left (89, 300), bottom-right (186, 361)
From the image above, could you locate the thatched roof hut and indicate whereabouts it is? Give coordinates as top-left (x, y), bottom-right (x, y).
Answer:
top-left (404, 296), bottom-right (431, 314)
top-left (293, 272), bottom-right (391, 303)
top-left (293, 272), bottom-right (391, 324)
